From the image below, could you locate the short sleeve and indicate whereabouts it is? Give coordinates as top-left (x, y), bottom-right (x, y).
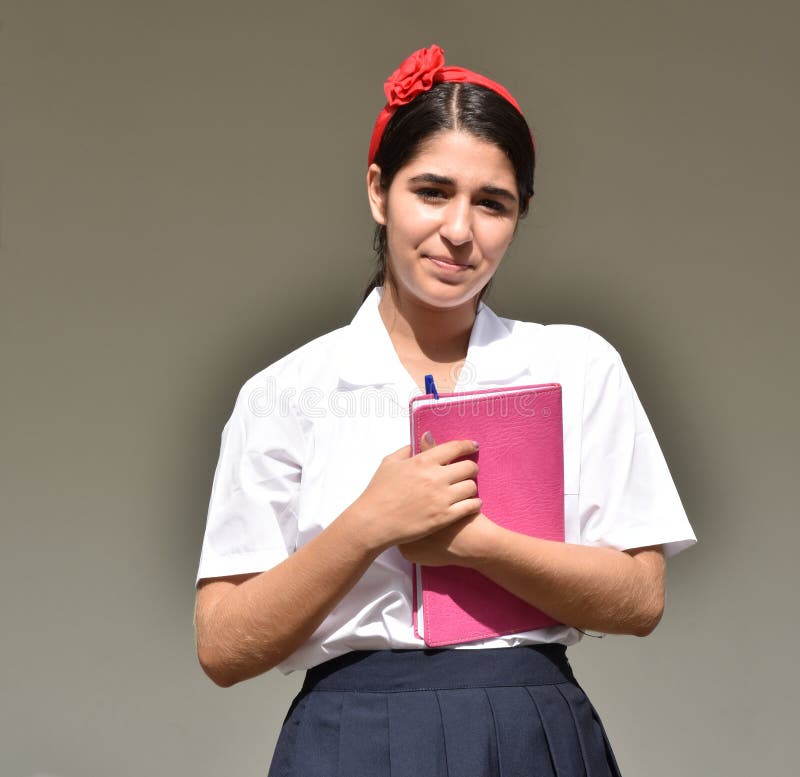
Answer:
top-left (577, 335), bottom-right (696, 559)
top-left (195, 376), bottom-right (304, 585)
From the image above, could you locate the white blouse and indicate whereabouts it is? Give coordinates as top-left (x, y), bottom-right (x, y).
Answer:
top-left (196, 286), bottom-right (696, 673)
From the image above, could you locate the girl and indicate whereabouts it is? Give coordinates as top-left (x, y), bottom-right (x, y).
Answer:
top-left (194, 44), bottom-right (696, 776)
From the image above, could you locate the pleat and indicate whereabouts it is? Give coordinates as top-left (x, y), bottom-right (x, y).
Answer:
top-left (268, 690), bottom-right (343, 777)
top-left (337, 691), bottom-right (391, 777)
top-left (387, 690), bottom-right (448, 777)
top-left (437, 688), bottom-right (499, 777)
top-left (527, 685), bottom-right (586, 776)
top-left (270, 648), bottom-right (622, 777)
top-left (486, 685), bottom-right (556, 777)
top-left (558, 683), bottom-right (622, 777)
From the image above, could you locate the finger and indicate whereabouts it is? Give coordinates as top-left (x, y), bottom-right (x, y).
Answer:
top-left (447, 496), bottom-right (483, 521)
top-left (447, 478), bottom-right (479, 503)
top-left (441, 457), bottom-right (479, 485)
top-left (425, 438), bottom-right (479, 466)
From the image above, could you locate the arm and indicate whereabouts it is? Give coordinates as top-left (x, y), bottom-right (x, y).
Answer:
top-left (398, 334), bottom-right (682, 637)
top-left (398, 514), bottom-right (666, 637)
top-left (195, 507), bottom-right (381, 687)
top-left (194, 438), bottom-right (481, 687)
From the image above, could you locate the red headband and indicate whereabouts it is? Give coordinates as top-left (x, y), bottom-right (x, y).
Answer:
top-left (368, 44), bottom-right (534, 166)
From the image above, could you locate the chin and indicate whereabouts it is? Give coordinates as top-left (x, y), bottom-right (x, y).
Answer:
top-left (415, 282), bottom-right (483, 310)
top-left (387, 263), bottom-right (491, 310)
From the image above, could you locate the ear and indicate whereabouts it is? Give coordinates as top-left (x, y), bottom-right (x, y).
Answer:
top-left (366, 163), bottom-right (387, 225)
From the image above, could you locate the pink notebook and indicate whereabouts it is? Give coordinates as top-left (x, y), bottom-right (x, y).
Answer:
top-left (409, 383), bottom-right (565, 647)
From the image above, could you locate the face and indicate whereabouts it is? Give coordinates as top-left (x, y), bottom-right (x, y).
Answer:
top-left (367, 130), bottom-right (520, 311)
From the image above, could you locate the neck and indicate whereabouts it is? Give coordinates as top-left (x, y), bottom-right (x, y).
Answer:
top-left (377, 282), bottom-right (479, 362)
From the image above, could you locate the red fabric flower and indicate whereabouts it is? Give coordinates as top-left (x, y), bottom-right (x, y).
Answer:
top-left (383, 45), bottom-right (446, 107)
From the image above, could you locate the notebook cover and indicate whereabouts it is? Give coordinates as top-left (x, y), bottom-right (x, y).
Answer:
top-left (409, 383), bottom-right (565, 647)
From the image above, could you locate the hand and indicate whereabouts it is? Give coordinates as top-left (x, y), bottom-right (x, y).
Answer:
top-left (347, 432), bottom-right (481, 553)
top-left (398, 510), bottom-right (497, 567)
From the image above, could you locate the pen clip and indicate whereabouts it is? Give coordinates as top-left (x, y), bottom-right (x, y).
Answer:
top-left (424, 374), bottom-right (440, 399)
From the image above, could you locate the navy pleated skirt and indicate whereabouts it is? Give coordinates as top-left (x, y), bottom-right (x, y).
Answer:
top-left (267, 645), bottom-right (621, 777)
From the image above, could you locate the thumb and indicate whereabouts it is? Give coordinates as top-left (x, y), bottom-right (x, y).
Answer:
top-left (418, 430), bottom-right (436, 453)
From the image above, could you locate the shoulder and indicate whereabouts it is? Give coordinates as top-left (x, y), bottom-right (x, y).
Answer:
top-left (502, 320), bottom-right (639, 412)
top-left (229, 324), bottom-right (349, 429)
top-left (244, 325), bottom-right (348, 391)
top-left (494, 312), bottom-right (623, 365)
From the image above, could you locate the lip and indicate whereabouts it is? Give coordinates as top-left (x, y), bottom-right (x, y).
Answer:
top-left (425, 255), bottom-right (472, 272)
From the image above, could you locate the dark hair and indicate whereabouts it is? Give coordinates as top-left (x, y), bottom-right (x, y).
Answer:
top-left (362, 80), bottom-right (535, 304)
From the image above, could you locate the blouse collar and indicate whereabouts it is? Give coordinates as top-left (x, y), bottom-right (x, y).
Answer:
top-left (335, 286), bottom-right (531, 390)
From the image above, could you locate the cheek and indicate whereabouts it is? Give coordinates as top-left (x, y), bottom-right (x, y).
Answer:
top-left (386, 204), bottom-right (439, 245)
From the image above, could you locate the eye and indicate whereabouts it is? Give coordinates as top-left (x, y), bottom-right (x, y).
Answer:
top-left (478, 198), bottom-right (508, 214)
top-left (416, 187), bottom-right (447, 203)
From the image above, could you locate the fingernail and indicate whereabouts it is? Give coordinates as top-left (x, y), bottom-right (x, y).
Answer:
top-left (472, 440), bottom-right (480, 449)
top-left (423, 431), bottom-right (434, 445)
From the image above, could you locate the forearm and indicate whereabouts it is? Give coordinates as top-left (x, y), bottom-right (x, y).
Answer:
top-left (469, 525), bottom-right (665, 636)
top-left (195, 506), bottom-right (380, 686)
top-left (195, 437), bottom-right (484, 686)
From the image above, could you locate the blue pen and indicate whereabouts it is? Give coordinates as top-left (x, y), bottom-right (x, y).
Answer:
top-left (424, 373), bottom-right (440, 399)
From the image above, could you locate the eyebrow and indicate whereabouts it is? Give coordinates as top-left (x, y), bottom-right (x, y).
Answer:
top-left (407, 173), bottom-right (518, 203)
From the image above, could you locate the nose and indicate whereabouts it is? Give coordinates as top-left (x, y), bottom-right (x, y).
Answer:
top-left (439, 197), bottom-right (473, 246)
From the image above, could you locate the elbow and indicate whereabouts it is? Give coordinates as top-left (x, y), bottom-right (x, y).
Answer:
top-left (631, 593), bottom-right (665, 637)
top-left (205, 669), bottom-right (239, 689)
top-left (197, 636), bottom-right (274, 688)
top-left (196, 641), bottom-right (280, 688)
top-left (628, 549), bottom-right (667, 637)
top-left (631, 615), bottom-right (660, 638)
top-left (197, 644), bottom-right (240, 688)
top-left (194, 590), bottom-right (260, 687)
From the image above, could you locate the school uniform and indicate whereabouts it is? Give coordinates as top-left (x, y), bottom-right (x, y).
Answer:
top-left (196, 285), bottom-right (696, 775)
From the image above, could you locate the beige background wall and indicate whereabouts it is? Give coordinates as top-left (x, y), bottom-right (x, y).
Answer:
top-left (2, 1), bottom-right (797, 775)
